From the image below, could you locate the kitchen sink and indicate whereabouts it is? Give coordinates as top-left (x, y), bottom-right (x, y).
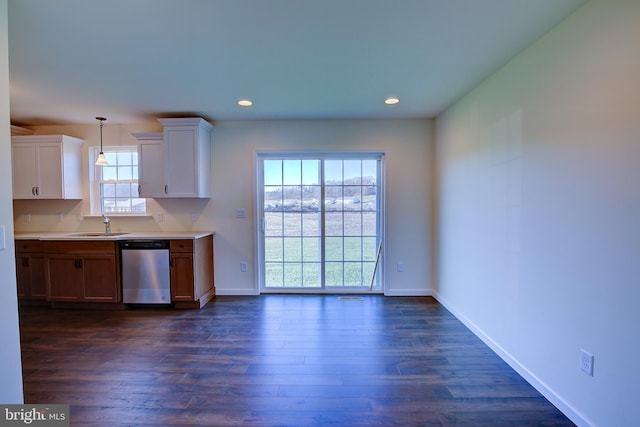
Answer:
top-left (66, 232), bottom-right (130, 237)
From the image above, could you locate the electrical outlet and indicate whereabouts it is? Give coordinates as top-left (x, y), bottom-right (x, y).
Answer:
top-left (191, 213), bottom-right (198, 222)
top-left (23, 213), bottom-right (31, 223)
top-left (156, 212), bottom-right (164, 222)
top-left (236, 208), bottom-right (247, 218)
top-left (580, 349), bottom-right (594, 376)
top-left (56, 213), bottom-right (63, 222)
top-left (240, 262), bottom-right (248, 272)
top-left (397, 262), bottom-right (404, 272)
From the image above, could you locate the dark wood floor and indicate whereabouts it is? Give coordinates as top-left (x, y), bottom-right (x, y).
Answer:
top-left (19, 296), bottom-right (574, 426)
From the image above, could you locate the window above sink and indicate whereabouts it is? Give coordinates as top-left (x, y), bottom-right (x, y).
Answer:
top-left (89, 146), bottom-right (147, 216)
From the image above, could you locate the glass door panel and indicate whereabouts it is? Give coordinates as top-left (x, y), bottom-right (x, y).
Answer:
top-left (260, 156), bottom-right (382, 292)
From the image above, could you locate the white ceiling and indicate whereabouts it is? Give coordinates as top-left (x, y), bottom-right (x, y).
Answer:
top-left (7, 0), bottom-right (587, 126)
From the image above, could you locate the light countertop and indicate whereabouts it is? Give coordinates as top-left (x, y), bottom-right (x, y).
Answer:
top-left (15, 231), bottom-right (215, 241)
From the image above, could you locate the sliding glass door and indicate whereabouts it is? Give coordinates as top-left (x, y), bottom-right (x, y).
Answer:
top-left (258, 154), bottom-right (383, 293)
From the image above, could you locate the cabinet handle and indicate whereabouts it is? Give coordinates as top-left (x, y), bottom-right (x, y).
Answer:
top-left (138, 185), bottom-right (141, 195)
top-left (164, 185), bottom-right (168, 194)
top-left (35, 186), bottom-right (39, 196)
top-left (78, 259), bottom-right (83, 268)
top-left (24, 257), bottom-right (30, 268)
top-left (31, 186), bottom-right (36, 196)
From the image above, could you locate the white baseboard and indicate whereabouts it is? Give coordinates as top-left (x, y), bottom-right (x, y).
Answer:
top-left (215, 288), bottom-right (258, 296)
top-left (384, 288), bottom-right (433, 297)
top-left (216, 288), bottom-right (434, 297)
top-left (432, 291), bottom-right (594, 427)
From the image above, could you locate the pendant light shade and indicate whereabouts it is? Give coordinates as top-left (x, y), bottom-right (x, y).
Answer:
top-left (95, 117), bottom-right (109, 166)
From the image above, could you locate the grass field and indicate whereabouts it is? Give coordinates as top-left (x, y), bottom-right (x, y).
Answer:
top-left (264, 202), bottom-right (379, 288)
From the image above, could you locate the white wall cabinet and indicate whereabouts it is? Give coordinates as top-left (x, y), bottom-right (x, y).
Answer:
top-left (135, 118), bottom-right (213, 199)
top-left (132, 132), bottom-right (166, 198)
top-left (11, 135), bottom-right (83, 200)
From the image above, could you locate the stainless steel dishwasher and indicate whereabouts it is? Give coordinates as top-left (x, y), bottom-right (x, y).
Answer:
top-left (120, 240), bottom-right (170, 304)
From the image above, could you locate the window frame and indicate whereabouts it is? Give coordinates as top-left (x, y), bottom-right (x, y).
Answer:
top-left (256, 151), bottom-right (386, 294)
top-left (89, 145), bottom-right (148, 216)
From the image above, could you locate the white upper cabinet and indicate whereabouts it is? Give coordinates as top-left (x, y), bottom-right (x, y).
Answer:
top-left (11, 135), bottom-right (83, 200)
top-left (160, 118), bottom-right (213, 198)
top-left (132, 132), bottom-right (166, 198)
top-left (134, 118), bottom-right (213, 199)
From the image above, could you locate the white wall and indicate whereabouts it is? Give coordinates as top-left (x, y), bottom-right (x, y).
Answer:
top-left (434, 1), bottom-right (640, 426)
top-left (0, 0), bottom-right (25, 403)
top-left (211, 119), bottom-right (434, 295)
top-left (14, 119), bottom-right (434, 296)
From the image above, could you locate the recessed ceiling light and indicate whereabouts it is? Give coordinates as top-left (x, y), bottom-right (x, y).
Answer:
top-left (238, 99), bottom-right (253, 107)
top-left (385, 97), bottom-right (400, 105)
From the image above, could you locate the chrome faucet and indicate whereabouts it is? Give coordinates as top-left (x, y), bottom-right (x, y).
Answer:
top-left (102, 214), bottom-right (111, 234)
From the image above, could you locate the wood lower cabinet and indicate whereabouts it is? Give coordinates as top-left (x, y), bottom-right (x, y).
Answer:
top-left (170, 235), bottom-right (214, 309)
top-left (15, 240), bottom-right (46, 300)
top-left (17, 234), bottom-right (214, 309)
top-left (44, 241), bottom-right (121, 304)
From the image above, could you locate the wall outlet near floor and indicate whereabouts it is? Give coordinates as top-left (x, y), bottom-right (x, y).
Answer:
top-left (240, 262), bottom-right (248, 272)
top-left (580, 349), bottom-right (594, 376)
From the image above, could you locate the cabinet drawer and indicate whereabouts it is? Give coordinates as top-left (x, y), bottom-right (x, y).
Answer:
top-left (44, 240), bottom-right (117, 254)
top-left (15, 240), bottom-right (43, 253)
top-left (170, 239), bottom-right (193, 253)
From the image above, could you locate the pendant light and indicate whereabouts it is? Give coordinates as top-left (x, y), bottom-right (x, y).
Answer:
top-left (95, 116), bottom-right (109, 165)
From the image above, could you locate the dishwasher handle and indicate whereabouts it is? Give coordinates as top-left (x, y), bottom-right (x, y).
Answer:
top-left (119, 240), bottom-right (170, 250)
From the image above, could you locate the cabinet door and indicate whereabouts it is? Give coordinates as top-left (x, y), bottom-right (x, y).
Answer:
top-left (170, 253), bottom-right (194, 301)
top-left (139, 141), bottom-right (167, 198)
top-left (36, 143), bottom-right (64, 199)
top-left (29, 254), bottom-right (47, 298)
top-left (16, 254), bottom-right (46, 299)
top-left (82, 255), bottom-right (119, 302)
top-left (16, 255), bottom-right (30, 297)
top-left (165, 128), bottom-right (198, 197)
top-left (11, 143), bottom-right (38, 199)
top-left (47, 255), bottom-right (83, 301)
